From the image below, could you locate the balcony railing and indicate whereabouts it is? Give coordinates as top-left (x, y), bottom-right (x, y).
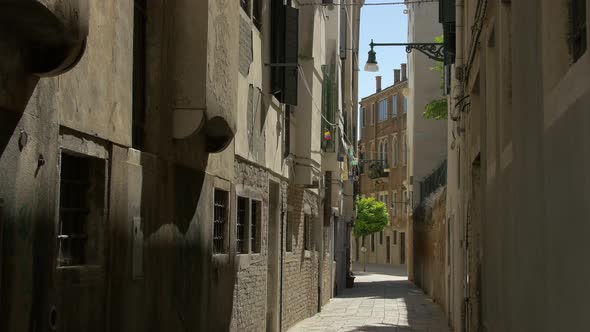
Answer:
top-left (368, 161), bottom-right (389, 179)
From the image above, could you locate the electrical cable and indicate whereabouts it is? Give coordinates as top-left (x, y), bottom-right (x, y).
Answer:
top-left (299, 0), bottom-right (438, 6)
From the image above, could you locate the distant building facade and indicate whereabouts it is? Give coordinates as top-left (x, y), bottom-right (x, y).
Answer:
top-left (354, 66), bottom-right (409, 266)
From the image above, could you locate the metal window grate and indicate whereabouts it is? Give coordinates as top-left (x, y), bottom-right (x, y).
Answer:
top-left (251, 200), bottom-right (260, 253)
top-left (58, 153), bottom-right (104, 267)
top-left (213, 189), bottom-right (228, 254)
top-left (237, 197), bottom-right (247, 254)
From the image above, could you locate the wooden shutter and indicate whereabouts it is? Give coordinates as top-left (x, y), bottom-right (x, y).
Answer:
top-left (283, 5), bottom-right (299, 105)
top-left (439, 0), bottom-right (456, 65)
top-left (271, 2), bottom-right (298, 106)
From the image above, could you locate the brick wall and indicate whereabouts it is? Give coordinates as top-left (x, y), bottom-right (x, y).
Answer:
top-left (230, 160), bottom-right (270, 331)
top-left (282, 186), bottom-right (321, 330)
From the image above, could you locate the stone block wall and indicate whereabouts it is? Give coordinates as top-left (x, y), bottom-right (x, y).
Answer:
top-left (231, 160), bottom-right (270, 331)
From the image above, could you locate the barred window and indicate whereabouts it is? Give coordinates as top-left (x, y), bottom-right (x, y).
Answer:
top-left (237, 197), bottom-right (248, 254)
top-left (57, 153), bottom-right (105, 266)
top-left (251, 200), bottom-right (261, 253)
top-left (213, 189), bottom-right (229, 254)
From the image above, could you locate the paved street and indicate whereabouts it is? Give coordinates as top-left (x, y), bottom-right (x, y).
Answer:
top-left (288, 264), bottom-right (451, 332)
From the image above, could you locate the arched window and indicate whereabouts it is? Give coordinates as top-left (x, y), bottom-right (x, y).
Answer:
top-left (383, 140), bottom-right (389, 167)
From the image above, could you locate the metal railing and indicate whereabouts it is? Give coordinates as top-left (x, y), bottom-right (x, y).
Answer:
top-left (368, 161), bottom-right (389, 179)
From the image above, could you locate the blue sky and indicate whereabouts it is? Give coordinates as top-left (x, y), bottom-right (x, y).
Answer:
top-left (358, 1), bottom-right (409, 100)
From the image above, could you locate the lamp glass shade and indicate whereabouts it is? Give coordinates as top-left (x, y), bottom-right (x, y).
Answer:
top-left (364, 62), bottom-right (379, 72)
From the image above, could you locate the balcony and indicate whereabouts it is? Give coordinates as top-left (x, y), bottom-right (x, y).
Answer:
top-left (368, 161), bottom-right (389, 179)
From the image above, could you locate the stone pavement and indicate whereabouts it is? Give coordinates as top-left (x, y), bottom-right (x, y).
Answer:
top-left (288, 264), bottom-right (451, 332)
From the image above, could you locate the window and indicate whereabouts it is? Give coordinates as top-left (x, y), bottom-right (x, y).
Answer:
top-left (378, 192), bottom-right (389, 210)
top-left (251, 200), bottom-right (261, 253)
top-left (371, 234), bottom-right (375, 252)
top-left (404, 96), bottom-right (408, 113)
top-left (362, 235), bottom-right (366, 247)
top-left (237, 197), bottom-right (248, 254)
top-left (378, 140), bottom-right (389, 166)
top-left (304, 214), bottom-right (312, 251)
top-left (57, 153), bottom-right (106, 266)
top-left (359, 145), bottom-right (366, 174)
top-left (392, 191), bottom-right (397, 216)
top-left (253, 0), bottom-right (262, 29)
top-left (361, 107), bottom-right (366, 127)
top-left (393, 95), bottom-right (398, 117)
top-left (570, 0), bottom-right (587, 62)
top-left (393, 136), bottom-right (399, 167)
top-left (380, 231), bottom-right (383, 245)
top-left (394, 230), bottom-right (398, 244)
top-left (240, 0), bottom-right (250, 16)
top-left (378, 98), bottom-right (388, 121)
top-left (370, 103), bottom-right (375, 125)
top-left (236, 196), bottom-right (261, 254)
top-left (213, 189), bottom-right (229, 254)
top-left (132, 0), bottom-right (147, 149)
top-left (355, 237), bottom-right (359, 260)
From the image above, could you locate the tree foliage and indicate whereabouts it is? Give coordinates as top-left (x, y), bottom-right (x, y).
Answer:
top-left (354, 197), bottom-right (389, 238)
top-left (423, 35), bottom-right (448, 120)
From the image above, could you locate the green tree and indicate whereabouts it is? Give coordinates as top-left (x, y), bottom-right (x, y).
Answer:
top-left (354, 197), bottom-right (389, 238)
top-left (423, 35), bottom-right (448, 120)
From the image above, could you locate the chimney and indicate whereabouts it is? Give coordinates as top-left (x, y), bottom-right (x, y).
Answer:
top-left (401, 63), bottom-right (407, 81)
top-left (394, 69), bottom-right (400, 84)
top-left (376, 76), bottom-right (382, 92)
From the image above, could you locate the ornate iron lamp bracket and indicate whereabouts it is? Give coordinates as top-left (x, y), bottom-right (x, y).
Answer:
top-left (369, 41), bottom-right (445, 62)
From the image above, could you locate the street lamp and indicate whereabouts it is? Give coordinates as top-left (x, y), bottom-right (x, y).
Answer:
top-left (364, 42), bottom-right (379, 72)
top-left (364, 39), bottom-right (445, 72)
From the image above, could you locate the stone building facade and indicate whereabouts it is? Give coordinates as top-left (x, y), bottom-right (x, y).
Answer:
top-left (354, 67), bottom-right (409, 267)
top-left (0, 0), bottom-right (361, 331)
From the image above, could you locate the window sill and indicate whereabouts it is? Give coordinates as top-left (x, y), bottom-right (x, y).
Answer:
top-left (212, 254), bottom-right (230, 265)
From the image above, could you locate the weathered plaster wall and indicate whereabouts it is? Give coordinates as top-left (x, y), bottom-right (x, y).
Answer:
top-left (413, 188), bottom-right (446, 309)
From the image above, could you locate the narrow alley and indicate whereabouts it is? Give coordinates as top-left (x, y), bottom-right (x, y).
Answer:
top-left (289, 265), bottom-right (450, 332)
